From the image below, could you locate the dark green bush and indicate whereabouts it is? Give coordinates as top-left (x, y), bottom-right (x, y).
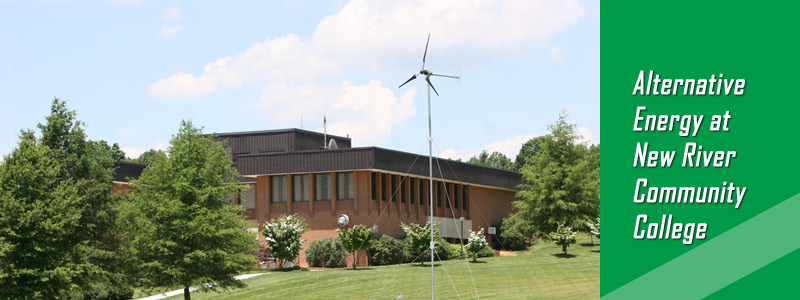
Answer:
top-left (305, 238), bottom-right (347, 268)
top-left (493, 213), bottom-right (535, 250)
top-left (369, 235), bottom-right (410, 266)
top-left (446, 242), bottom-right (492, 259)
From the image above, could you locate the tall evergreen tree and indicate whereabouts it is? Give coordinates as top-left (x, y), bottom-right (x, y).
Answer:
top-left (119, 120), bottom-right (258, 300)
top-left (0, 98), bottom-right (127, 298)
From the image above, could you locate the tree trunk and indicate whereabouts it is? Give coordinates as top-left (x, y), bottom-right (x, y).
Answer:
top-left (562, 244), bottom-right (567, 254)
top-left (353, 252), bottom-right (358, 269)
top-left (590, 235), bottom-right (594, 245)
top-left (184, 287), bottom-right (191, 300)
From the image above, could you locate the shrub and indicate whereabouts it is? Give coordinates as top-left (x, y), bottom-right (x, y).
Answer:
top-left (305, 238), bottom-right (347, 268)
top-left (337, 225), bottom-right (375, 269)
top-left (370, 235), bottom-right (411, 266)
top-left (466, 228), bottom-right (490, 262)
top-left (401, 222), bottom-right (451, 264)
top-left (548, 223), bottom-right (577, 254)
top-left (447, 242), bottom-right (465, 259)
top-left (493, 213), bottom-right (535, 250)
top-left (262, 214), bottom-right (309, 268)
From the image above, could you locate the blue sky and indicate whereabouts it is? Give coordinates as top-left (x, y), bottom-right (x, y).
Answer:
top-left (0, 0), bottom-right (598, 162)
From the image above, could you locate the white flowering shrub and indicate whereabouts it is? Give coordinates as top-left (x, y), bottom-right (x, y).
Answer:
top-left (548, 223), bottom-right (577, 254)
top-left (262, 214), bottom-right (309, 268)
top-left (466, 228), bottom-right (489, 262)
top-left (589, 218), bottom-right (600, 239)
top-left (588, 218), bottom-right (600, 239)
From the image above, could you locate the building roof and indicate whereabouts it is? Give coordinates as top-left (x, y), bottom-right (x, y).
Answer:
top-left (113, 161), bottom-right (146, 182)
top-left (235, 147), bottom-right (522, 190)
top-left (116, 128), bottom-right (522, 191)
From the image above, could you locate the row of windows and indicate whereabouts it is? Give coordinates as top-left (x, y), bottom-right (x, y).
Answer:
top-left (370, 172), bottom-right (468, 209)
top-left (271, 172), bottom-right (353, 203)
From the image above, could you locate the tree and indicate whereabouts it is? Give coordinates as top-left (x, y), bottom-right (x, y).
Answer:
top-left (127, 149), bottom-right (167, 165)
top-left (262, 214), bottom-right (309, 269)
top-left (1, 98), bottom-right (128, 298)
top-left (514, 136), bottom-right (547, 170)
top-left (337, 225), bottom-right (374, 269)
top-left (466, 228), bottom-right (489, 262)
top-left (514, 112), bottom-right (600, 235)
top-left (119, 120), bottom-right (258, 300)
top-left (548, 224), bottom-right (577, 254)
top-left (587, 217), bottom-right (600, 245)
top-left (467, 150), bottom-right (514, 170)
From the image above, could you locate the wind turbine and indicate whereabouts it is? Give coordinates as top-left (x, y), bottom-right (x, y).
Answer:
top-left (398, 33), bottom-right (460, 300)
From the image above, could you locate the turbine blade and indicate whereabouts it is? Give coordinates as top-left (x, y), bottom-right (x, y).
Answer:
top-left (422, 33), bottom-right (430, 70)
top-left (426, 76), bottom-right (439, 96)
top-left (399, 75), bottom-right (417, 88)
top-left (430, 73), bottom-right (460, 79)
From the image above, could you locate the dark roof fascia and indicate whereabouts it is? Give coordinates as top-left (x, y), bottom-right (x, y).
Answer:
top-left (236, 146), bottom-right (521, 190)
top-left (201, 128), bottom-right (351, 141)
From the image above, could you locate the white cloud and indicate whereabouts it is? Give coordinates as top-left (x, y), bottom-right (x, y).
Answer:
top-left (439, 132), bottom-right (542, 161)
top-left (159, 25), bottom-right (184, 40)
top-left (163, 6), bottom-right (182, 21)
top-left (577, 125), bottom-right (596, 145)
top-left (148, 0), bottom-right (585, 142)
top-left (121, 146), bottom-right (144, 159)
top-left (327, 80), bottom-right (416, 146)
top-left (105, 0), bottom-right (140, 4)
top-left (122, 141), bottom-right (168, 159)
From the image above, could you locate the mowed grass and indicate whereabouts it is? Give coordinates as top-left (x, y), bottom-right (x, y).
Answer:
top-left (157, 233), bottom-right (599, 300)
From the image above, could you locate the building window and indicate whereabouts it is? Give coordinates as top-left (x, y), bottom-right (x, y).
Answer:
top-left (371, 172), bottom-right (377, 200)
top-left (436, 181), bottom-right (441, 207)
top-left (410, 178), bottom-right (416, 204)
top-left (390, 175), bottom-right (396, 202)
top-left (420, 179), bottom-right (426, 206)
top-left (337, 172), bottom-right (354, 200)
top-left (241, 184), bottom-right (255, 209)
top-left (446, 183), bottom-right (452, 208)
top-left (315, 173), bottom-right (331, 201)
top-left (401, 177), bottom-right (407, 203)
top-left (381, 173), bottom-right (388, 201)
top-left (271, 175), bottom-right (287, 203)
top-left (454, 184), bottom-right (459, 209)
top-left (293, 174), bottom-right (309, 202)
top-left (462, 185), bottom-right (468, 210)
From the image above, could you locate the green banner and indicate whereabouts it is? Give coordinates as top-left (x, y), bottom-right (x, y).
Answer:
top-left (601, 1), bottom-right (800, 298)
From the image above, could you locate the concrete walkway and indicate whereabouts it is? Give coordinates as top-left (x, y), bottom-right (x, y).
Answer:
top-left (138, 273), bottom-right (269, 300)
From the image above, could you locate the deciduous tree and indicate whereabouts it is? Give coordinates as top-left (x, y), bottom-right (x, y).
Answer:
top-left (337, 225), bottom-right (374, 269)
top-left (262, 214), bottom-right (309, 269)
top-left (119, 120), bottom-right (258, 300)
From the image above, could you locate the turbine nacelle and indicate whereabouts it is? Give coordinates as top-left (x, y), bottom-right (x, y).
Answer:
top-left (397, 34), bottom-right (459, 97)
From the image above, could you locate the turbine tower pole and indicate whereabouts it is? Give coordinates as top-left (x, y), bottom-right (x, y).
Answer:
top-left (428, 80), bottom-right (435, 300)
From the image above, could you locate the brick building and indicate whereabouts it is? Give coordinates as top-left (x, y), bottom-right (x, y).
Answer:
top-left (115, 128), bottom-right (521, 267)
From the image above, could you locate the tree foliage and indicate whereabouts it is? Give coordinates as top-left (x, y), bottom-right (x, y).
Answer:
top-left (369, 235), bottom-right (410, 266)
top-left (337, 224), bottom-right (374, 269)
top-left (262, 214), bottom-right (309, 269)
top-left (467, 150), bottom-right (514, 171)
top-left (514, 112), bottom-right (600, 235)
top-left (514, 136), bottom-right (547, 171)
top-left (588, 218), bottom-right (600, 239)
top-left (119, 120), bottom-right (258, 300)
top-left (0, 98), bottom-right (127, 299)
top-left (126, 149), bottom-right (167, 165)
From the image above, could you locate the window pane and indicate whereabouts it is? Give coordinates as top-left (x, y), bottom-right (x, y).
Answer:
top-left (454, 184), bottom-right (459, 209)
top-left (337, 172), bottom-right (354, 200)
top-left (315, 173), bottom-right (331, 201)
top-left (271, 176), bottom-right (287, 203)
top-left (401, 177), bottom-right (407, 203)
top-left (371, 172), bottom-right (377, 200)
top-left (242, 184), bottom-right (256, 209)
top-left (410, 178), bottom-right (416, 204)
top-left (381, 173), bottom-right (387, 201)
top-left (293, 174), bottom-right (309, 202)
top-left (390, 175), bottom-right (396, 202)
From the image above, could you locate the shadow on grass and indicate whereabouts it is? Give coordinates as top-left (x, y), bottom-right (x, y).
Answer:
top-left (551, 253), bottom-right (577, 258)
top-left (345, 268), bottom-right (375, 271)
top-left (580, 243), bottom-right (599, 247)
top-left (468, 261), bottom-right (488, 264)
top-left (591, 250), bottom-right (600, 253)
top-left (410, 263), bottom-right (443, 267)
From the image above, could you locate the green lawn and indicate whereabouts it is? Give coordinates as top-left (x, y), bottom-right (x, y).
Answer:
top-left (155, 233), bottom-right (599, 300)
